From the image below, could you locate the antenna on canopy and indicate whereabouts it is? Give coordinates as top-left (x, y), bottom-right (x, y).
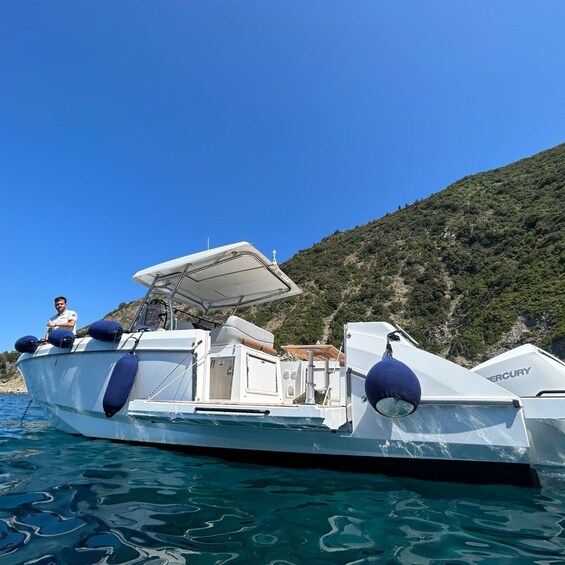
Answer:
top-left (272, 250), bottom-right (278, 267)
top-left (207, 237), bottom-right (210, 250)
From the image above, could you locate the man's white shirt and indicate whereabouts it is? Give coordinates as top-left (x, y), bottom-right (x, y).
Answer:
top-left (48, 310), bottom-right (78, 333)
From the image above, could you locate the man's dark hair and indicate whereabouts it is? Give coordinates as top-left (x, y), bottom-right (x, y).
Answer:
top-left (54, 296), bottom-right (67, 303)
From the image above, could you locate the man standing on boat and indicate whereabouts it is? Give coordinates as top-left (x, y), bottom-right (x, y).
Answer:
top-left (44, 296), bottom-right (77, 340)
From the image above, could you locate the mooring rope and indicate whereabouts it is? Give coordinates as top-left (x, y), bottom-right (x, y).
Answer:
top-left (20, 397), bottom-right (34, 426)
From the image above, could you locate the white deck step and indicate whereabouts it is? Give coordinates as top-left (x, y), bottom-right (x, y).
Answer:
top-left (128, 399), bottom-right (349, 431)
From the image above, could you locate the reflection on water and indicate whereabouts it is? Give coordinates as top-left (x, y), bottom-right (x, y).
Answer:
top-left (1, 394), bottom-right (565, 564)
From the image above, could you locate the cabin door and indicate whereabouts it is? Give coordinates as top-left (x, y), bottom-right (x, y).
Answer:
top-left (209, 357), bottom-right (234, 400)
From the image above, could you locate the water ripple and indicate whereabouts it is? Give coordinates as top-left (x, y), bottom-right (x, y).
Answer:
top-left (2, 394), bottom-right (565, 563)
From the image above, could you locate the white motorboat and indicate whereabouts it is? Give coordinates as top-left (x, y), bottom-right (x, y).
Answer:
top-left (16, 242), bottom-right (542, 486)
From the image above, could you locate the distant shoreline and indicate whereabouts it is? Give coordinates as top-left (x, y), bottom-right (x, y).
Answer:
top-left (0, 377), bottom-right (27, 395)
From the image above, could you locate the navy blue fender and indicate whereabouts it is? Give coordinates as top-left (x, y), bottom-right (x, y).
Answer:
top-left (48, 328), bottom-right (76, 349)
top-left (365, 357), bottom-right (421, 417)
top-left (102, 353), bottom-right (139, 418)
top-left (15, 335), bottom-right (39, 354)
top-left (88, 320), bottom-right (124, 342)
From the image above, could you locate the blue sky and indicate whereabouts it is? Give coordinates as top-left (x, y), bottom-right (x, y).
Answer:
top-left (2, 1), bottom-right (565, 352)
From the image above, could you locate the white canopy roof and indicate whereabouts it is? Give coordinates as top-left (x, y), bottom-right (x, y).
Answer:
top-left (132, 242), bottom-right (302, 312)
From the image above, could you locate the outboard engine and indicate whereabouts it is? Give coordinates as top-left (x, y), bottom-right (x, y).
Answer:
top-left (473, 344), bottom-right (565, 397)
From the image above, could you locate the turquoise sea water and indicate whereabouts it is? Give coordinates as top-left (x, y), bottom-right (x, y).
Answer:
top-left (2, 394), bottom-right (565, 564)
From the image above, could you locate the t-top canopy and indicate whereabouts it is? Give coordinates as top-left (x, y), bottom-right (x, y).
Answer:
top-left (132, 242), bottom-right (302, 312)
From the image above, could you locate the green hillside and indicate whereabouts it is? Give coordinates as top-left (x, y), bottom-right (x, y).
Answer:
top-left (2, 142), bottom-right (564, 389)
top-left (242, 143), bottom-right (565, 365)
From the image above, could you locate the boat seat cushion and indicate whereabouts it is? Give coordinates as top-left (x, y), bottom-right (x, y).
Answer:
top-left (211, 316), bottom-right (274, 348)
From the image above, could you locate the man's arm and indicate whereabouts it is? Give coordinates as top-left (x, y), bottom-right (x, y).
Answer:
top-left (45, 313), bottom-right (77, 336)
top-left (47, 319), bottom-right (76, 330)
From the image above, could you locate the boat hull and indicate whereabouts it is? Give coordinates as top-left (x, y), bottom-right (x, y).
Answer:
top-left (17, 329), bottom-right (536, 486)
top-left (28, 394), bottom-right (536, 487)
top-left (36, 399), bottom-right (539, 486)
